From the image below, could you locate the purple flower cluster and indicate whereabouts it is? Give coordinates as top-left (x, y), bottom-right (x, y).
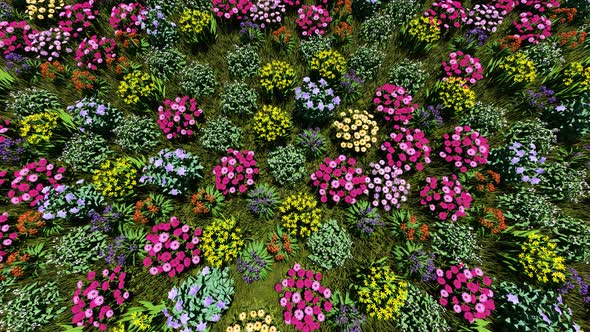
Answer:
top-left (236, 249), bottom-right (268, 284)
top-left (559, 268), bottom-right (590, 303)
top-left (0, 137), bottom-right (24, 162)
top-left (25, 27), bottom-right (74, 61)
top-left (409, 250), bottom-right (437, 282)
top-left (89, 206), bottom-right (121, 233)
top-left (507, 141), bottom-right (546, 185)
top-left (4, 52), bottom-right (31, 74)
top-left (100, 235), bottom-right (138, 266)
top-left (525, 86), bottom-right (558, 111)
top-left (464, 28), bottom-right (489, 46)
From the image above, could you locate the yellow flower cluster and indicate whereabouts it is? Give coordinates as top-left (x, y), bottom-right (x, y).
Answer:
top-left (310, 50), bottom-right (347, 80)
top-left (407, 16), bottom-right (441, 43)
top-left (201, 216), bottom-right (245, 268)
top-left (26, 0), bottom-right (64, 20)
top-left (92, 158), bottom-right (137, 199)
top-left (117, 70), bottom-right (157, 105)
top-left (357, 265), bottom-right (408, 321)
top-left (439, 77), bottom-right (476, 113)
top-left (260, 61), bottom-right (297, 96)
top-left (279, 193), bottom-right (322, 239)
top-left (499, 52), bottom-right (537, 84)
top-left (226, 309), bottom-right (279, 332)
top-left (179, 9), bottom-right (211, 36)
top-left (518, 233), bottom-right (567, 284)
top-left (333, 109), bottom-right (379, 153)
top-left (19, 111), bottom-right (58, 145)
top-left (563, 62), bottom-right (590, 90)
top-left (253, 105), bottom-right (291, 143)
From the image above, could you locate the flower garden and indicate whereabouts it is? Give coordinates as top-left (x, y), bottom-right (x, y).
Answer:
top-left (0, 0), bottom-right (589, 331)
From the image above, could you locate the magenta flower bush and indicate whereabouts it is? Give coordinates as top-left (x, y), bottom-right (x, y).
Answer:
top-left (517, 0), bottom-right (560, 13)
top-left (212, 0), bottom-right (253, 21)
top-left (373, 84), bottom-right (418, 124)
top-left (310, 155), bottom-right (368, 204)
top-left (442, 51), bottom-right (484, 85)
top-left (463, 4), bottom-right (505, 34)
top-left (157, 96), bottom-right (203, 140)
top-left (72, 266), bottom-right (130, 331)
top-left (143, 216), bottom-right (202, 278)
top-left (367, 160), bottom-right (410, 211)
top-left (380, 126), bottom-right (432, 172)
top-left (249, 0), bottom-right (286, 29)
top-left (213, 149), bottom-right (259, 195)
top-left (283, 0), bottom-right (301, 6)
top-left (75, 36), bottom-right (117, 71)
top-left (296, 5), bottom-right (332, 38)
top-left (424, 0), bottom-right (467, 30)
top-left (0, 212), bottom-right (18, 264)
top-left (513, 12), bottom-right (551, 44)
top-left (58, 1), bottom-right (99, 39)
top-left (419, 175), bottom-right (473, 221)
top-left (6, 159), bottom-right (66, 206)
top-left (274, 263), bottom-right (333, 331)
top-left (109, 3), bottom-right (146, 35)
top-left (0, 21), bottom-right (31, 55)
top-left (436, 264), bottom-right (495, 323)
top-left (439, 125), bottom-right (489, 173)
top-left (493, 0), bottom-right (516, 12)
top-left (25, 28), bottom-right (73, 62)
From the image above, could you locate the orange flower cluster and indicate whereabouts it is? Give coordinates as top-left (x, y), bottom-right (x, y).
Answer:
top-left (333, 0), bottom-right (352, 17)
top-left (556, 30), bottom-right (587, 49)
top-left (0, 251), bottom-right (31, 280)
top-left (267, 232), bottom-right (295, 262)
top-left (334, 22), bottom-right (352, 42)
top-left (478, 207), bottom-right (507, 234)
top-left (115, 31), bottom-right (140, 49)
top-left (549, 8), bottom-right (577, 25)
top-left (474, 170), bottom-right (501, 192)
top-left (191, 188), bottom-right (217, 216)
top-left (400, 215), bottom-right (430, 241)
top-left (16, 210), bottom-right (45, 236)
top-left (40, 61), bottom-right (65, 80)
top-left (133, 197), bottom-right (160, 224)
top-left (272, 26), bottom-right (292, 44)
top-left (106, 55), bottom-right (131, 76)
top-left (72, 70), bottom-right (96, 91)
top-left (500, 35), bottom-right (522, 52)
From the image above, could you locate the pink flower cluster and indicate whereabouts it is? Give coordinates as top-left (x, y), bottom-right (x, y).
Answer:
top-left (143, 216), bottom-right (202, 278)
top-left (0, 212), bottom-right (18, 264)
top-left (72, 266), bottom-right (130, 331)
top-left (517, 0), bottom-right (560, 13)
top-left (109, 3), bottom-right (146, 35)
top-left (0, 116), bottom-right (10, 143)
top-left (157, 96), bottom-right (203, 140)
top-left (0, 21), bottom-right (31, 55)
top-left (373, 84), bottom-right (418, 123)
top-left (310, 155), bottom-right (368, 204)
top-left (440, 125), bottom-right (489, 173)
top-left (296, 5), bottom-right (332, 38)
top-left (283, 0), bottom-right (301, 6)
top-left (75, 36), bottom-right (117, 71)
top-left (442, 51), bottom-right (483, 85)
top-left (424, 0), bottom-right (467, 30)
top-left (513, 12), bottom-right (551, 44)
top-left (380, 126), bottom-right (432, 172)
top-left (58, 1), bottom-right (99, 39)
top-left (419, 175), bottom-right (473, 221)
top-left (25, 28), bottom-right (73, 62)
top-left (492, 0), bottom-right (516, 13)
top-left (213, 149), bottom-right (259, 195)
top-left (6, 159), bottom-right (65, 206)
top-left (367, 160), bottom-right (410, 211)
top-left (249, 0), bottom-right (286, 29)
top-left (212, 0), bottom-right (253, 21)
top-left (436, 264), bottom-right (495, 323)
top-left (274, 263), bottom-right (333, 331)
top-left (463, 4), bottom-right (505, 34)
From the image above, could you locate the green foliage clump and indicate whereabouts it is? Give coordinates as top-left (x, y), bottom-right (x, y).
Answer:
top-left (296, 128), bottom-right (328, 159)
top-left (383, 0), bottom-right (420, 26)
top-left (113, 114), bottom-right (160, 153)
top-left (267, 145), bottom-right (307, 186)
top-left (140, 148), bottom-right (204, 196)
top-left (388, 60), bottom-right (428, 95)
top-left (538, 162), bottom-right (588, 202)
top-left (431, 222), bottom-right (481, 265)
top-left (344, 200), bottom-right (384, 236)
top-left (396, 283), bottom-right (450, 332)
top-left (552, 215), bottom-right (590, 264)
top-left (359, 14), bottom-right (395, 45)
top-left (505, 119), bottom-right (557, 154)
top-left (523, 42), bottom-right (565, 74)
top-left (227, 45), bottom-right (260, 80)
top-left (144, 48), bottom-right (186, 80)
top-left (300, 36), bottom-right (333, 63)
top-left (179, 62), bottom-right (216, 98)
top-left (6, 88), bottom-right (61, 118)
top-left (201, 117), bottom-right (242, 152)
top-left (461, 101), bottom-right (508, 137)
top-left (498, 189), bottom-right (558, 229)
top-left (543, 93), bottom-right (590, 141)
top-left (60, 133), bottom-right (111, 173)
top-left (220, 82), bottom-right (258, 115)
top-left (348, 46), bottom-right (385, 82)
top-left (306, 219), bottom-right (353, 269)
top-left (48, 224), bottom-right (107, 275)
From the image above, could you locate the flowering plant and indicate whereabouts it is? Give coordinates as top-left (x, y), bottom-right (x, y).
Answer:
top-left (25, 28), bottom-right (73, 62)
top-left (419, 175), bottom-right (473, 221)
top-left (463, 4), bottom-right (505, 35)
top-left (274, 263), bottom-right (333, 331)
top-left (249, 0), bottom-right (286, 29)
top-left (157, 96), bottom-right (203, 140)
top-left (253, 105), bottom-right (291, 142)
top-left (442, 51), bottom-right (483, 85)
top-left (117, 70), bottom-right (158, 105)
top-left (518, 233), bottom-right (566, 284)
top-left (72, 70), bottom-right (98, 92)
top-left (0, 21), bottom-right (31, 55)
top-left (75, 36), bottom-right (117, 71)
top-left (439, 77), bottom-right (476, 113)
top-left (333, 109), bottom-right (379, 153)
top-left (39, 60), bottom-right (65, 81)
top-left (0, 212), bottom-right (17, 264)
top-left (310, 155), bottom-right (368, 204)
top-left (143, 216), bottom-right (202, 277)
top-left (140, 148), bottom-right (204, 196)
top-left (435, 264), bottom-right (495, 323)
top-left (237, 240), bottom-right (273, 283)
top-left (406, 16), bottom-right (441, 44)
top-left (373, 84), bottom-right (418, 123)
top-left (213, 149), bottom-right (258, 195)
top-left (16, 210), bottom-right (45, 236)
top-left (356, 262), bottom-right (408, 320)
top-left (201, 216), bottom-right (244, 268)
top-left (58, 1), bottom-right (98, 38)
top-left (212, 0), bottom-right (253, 21)
top-left (392, 210), bottom-right (430, 241)
top-left (497, 52), bottom-right (537, 85)
top-left (19, 111), bottom-right (59, 146)
top-left (367, 161), bottom-right (410, 211)
top-left (297, 128), bottom-right (327, 158)
top-left (25, 0), bottom-right (64, 21)
top-left (344, 201), bottom-right (384, 235)
top-left (296, 5), bottom-right (332, 37)
top-left (279, 193), bottom-right (322, 238)
top-left (267, 226), bottom-right (299, 261)
top-left (247, 184), bottom-right (281, 219)
top-left (439, 125), bottom-right (489, 172)
top-left (424, 0), bottom-right (467, 30)
top-left (68, 97), bottom-right (122, 135)
top-left (380, 126), bottom-right (432, 172)
top-left (490, 141), bottom-right (546, 185)
top-left (109, 3), bottom-right (145, 35)
top-left (476, 207), bottom-right (507, 234)
top-left (179, 9), bottom-right (215, 44)
top-left (295, 77), bottom-right (341, 123)
top-left (513, 12), bottom-right (552, 44)
top-left (133, 194), bottom-right (174, 225)
top-left (38, 181), bottom-right (104, 222)
top-left (190, 185), bottom-right (225, 217)
top-left (72, 266), bottom-right (130, 331)
top-left (7, 158), bottom-right (65, 206)
top-left (260, 60), bottom-right (297, 96)
top-left (227, 309), bottom-right (279, 332)
top-left (92, 158), bottom-right (137, 199)
top-left (310, 50), bottom-right (346, 81)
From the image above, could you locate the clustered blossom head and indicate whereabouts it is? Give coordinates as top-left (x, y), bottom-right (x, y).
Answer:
top-left (143, 216), bottom-right (202, 278)
top-left (25, 27), bottom-right (73, 61)
top-left (249, 0), bottom-right (286, 29)
top-left (501, 141), bottom-right (546, 185)
top-left (0, 21), bottom-right (31, 55)
top-left (333, 109), bottom-right (379, 153)
top-left (0, 212), bottom-right (18, 264)
top-left (139, 148), bottom-right (204, 196)
top-left (58, 1), bottom-right (99, 38)
top-left (367, 161), bottom-right (410, 211)
top-left (212, 0), bottom-right (253, 21)
top-left (381, 126), bottom-right (432, 172)
top-left (373, 84), bottom-right (418, 123)
top-left (310, 155), bottom-right (368, 204)
top-left (463, 4), bottom-right (505, 34)
top-left (517, 0), bottom-right (560, 13)
top-left (67, 97), bottom-right (122, 134)
top-left (75, 36), bottom-right (117, 71)
top-left (419, 175), bottom-right (473, 221)
top-left (157, 96), bottom-right (203, 140)
top-left (442, 51), bottom-right (483, 85)
top-left (213, 149), bottom-right (259, 195)
top-left (295, 77), bottom-right (341, 123)
top-left (72, 266), bottom-right (130, 331)
top-left (274, 263), bottom-right (333, 331)
top-left (512, 12), bottom-right (551, 45)
top-left (109, 2), bottom-right (145, 35)
top-left (296, 5), bottom-right (332, 38)
top-left (439, 125), bottom-right (489, 173)
top-left (424, 0), bottom-right (467, 30)
top-left (436, 264), bottom-right (495, 323)
top-left (7, 159), bottom-right (65, 206)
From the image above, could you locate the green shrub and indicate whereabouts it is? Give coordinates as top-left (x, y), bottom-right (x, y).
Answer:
top-left (461, 101), bottom-right (508, 137)
top-left (220, 82), bottom-right (258, 115)
top-left (306, 219), bottom-right (353, 269)
top-left (201, 117), bottom-right (242, 152)
top-left (179, 62), bottom-right (216, 98)
top-left (348, 46), bottom-right (385, 82)
top-left (431, 222), bottom-right (481, 265)
top-left (267, 145), bottom-right (307, 186)
top-left (6, 88), bottom-right (61, 118)
top-left (48, 224), bottom-right (107, 275)
top-left (498, 189), bottom-right (558, 229)
top-left (60, 133), bottom-right (111, 173)
top-left (388, 60), bottom-right (428, 95)
top-left (113, 114), bottom-right (160, 153)
top-left (227, 45), bottom-right (260, 80)
top-left (396, 283), bottom-right (450, 332)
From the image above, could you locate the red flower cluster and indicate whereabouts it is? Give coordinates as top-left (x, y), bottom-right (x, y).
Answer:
top-left (58, 1), bottom-right (99, 39)
top-left (442, 51), bottom-right (484, 85)
top-left (425, 0), bottom-right (467, 29)
top-left (0, 212), bottom-right (18, 264)
top-left (109, 3), bottom-right (145, 35)
top-left (75, 36), bottom-right (117, 71)
top-left (6, 159), bottom-right (65, 206)
top-left (296, 5), bottom-right (332, 37)
top-left (513, 12), bottom-right (552, 44)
